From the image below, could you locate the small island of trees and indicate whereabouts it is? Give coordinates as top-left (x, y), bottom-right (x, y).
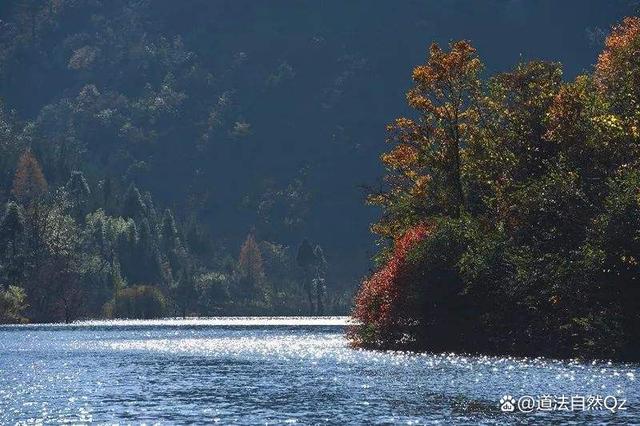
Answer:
top-left (350, 17), bottom-right (640, 361)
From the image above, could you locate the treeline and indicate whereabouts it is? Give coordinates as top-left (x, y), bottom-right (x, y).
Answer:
top-left (350, 17), bottom-right (640, 360)
top-left (0, 147), bottom-right (338, 323)
top-left (0, 0), bottom-right (386, 286)
top-left (0, 0), bottom-right (361, 322)
top-left (0, 0), bottom-right (366, 307)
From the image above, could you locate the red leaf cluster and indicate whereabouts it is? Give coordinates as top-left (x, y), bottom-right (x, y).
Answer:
top-left (351, 224), bottom-right (430, 346)
top-left (595, 16), bottom-right (640, 90)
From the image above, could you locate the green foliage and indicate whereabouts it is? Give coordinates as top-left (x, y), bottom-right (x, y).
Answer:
top-left (296, 239), bottom-right (329, 314)
top-left (122, 184), bottom-right (146, 220)
top-left (0, 202), bottom-right (25, 246)
top-left (194, 272), bottom-right (230, 313)
top-left (0, 285), bottom-right (28, 323)
top-left (0, 157), bottom-right (336, 321)
top-left (66, 171), bottom-right (91, 221)
top-left (108, 285), bottom-right (167, 319)
top-left (296, 239), bottom-right (316, 269)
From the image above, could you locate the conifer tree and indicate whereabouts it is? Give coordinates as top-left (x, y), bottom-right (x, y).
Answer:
top-left (121, 184), bottom-right (146, 219)
top-left (66, 171), bottom-right (91, 221)
top-left (0, 202), bottom-right (26, 285)
top-left (312, 245), bottom-right (327, 315)
top-left (296, 238), bottom-right (317, 313)
top-left (0, 202), bottom-right (25, 245)
top-left (161, 209), bottom-right (180, 252)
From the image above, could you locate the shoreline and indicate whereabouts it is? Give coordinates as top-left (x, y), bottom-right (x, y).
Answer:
top-left (0, 316), bottom-right (354, 328)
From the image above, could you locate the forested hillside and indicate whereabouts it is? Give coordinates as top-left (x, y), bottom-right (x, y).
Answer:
top-left (0, 1), bottom-right (635, 322)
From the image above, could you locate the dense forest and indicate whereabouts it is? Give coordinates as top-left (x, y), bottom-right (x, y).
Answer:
top-left (350, 17), bottom-right (640, 361)
top-left (0, 1), bottom-right (636, 333)
top-left (0, 0), bottom-right (355, 322)
top-left (0, 146), bottom-right (335, 321)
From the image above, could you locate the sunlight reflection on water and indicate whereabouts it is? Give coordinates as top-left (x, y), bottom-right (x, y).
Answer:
top-left (0, 317), bottom-right (638, 424)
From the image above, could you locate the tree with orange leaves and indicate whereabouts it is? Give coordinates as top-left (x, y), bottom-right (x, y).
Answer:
top-left (370, 41), bottom-right (482, 241)
top-left (595, 16), bottom-right (640, 123)
top-left (238, 232), bottom-right (265, 298)
top-left (11, 149), bottom-right (48, 205)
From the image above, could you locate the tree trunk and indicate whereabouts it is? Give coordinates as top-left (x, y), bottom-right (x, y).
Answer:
top-left (307, 287), bottom-right (315, 315)
top-left (316, 288), bottom-right (323, 315)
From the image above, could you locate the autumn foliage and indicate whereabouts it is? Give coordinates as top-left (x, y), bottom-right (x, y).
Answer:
top-left (595, 17), bottom-right (640, 119)
top-left (12, 149), bottom-right (48, 204)
top-left (352, 17), bottom-right (640, 360)
top-left (350, 224), bottom-right (430, 348)
top-left (238, 232), bottom-right (265, 294)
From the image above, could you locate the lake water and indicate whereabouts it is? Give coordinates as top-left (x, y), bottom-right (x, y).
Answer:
top-left (0, 317), bottom-right (638, 424)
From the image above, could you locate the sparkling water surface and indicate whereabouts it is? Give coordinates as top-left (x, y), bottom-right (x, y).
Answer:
top-left (0, 317), bottom-right (638, 424)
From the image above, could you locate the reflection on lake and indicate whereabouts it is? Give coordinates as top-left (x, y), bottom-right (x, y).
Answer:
top-left (0, 317), bottom-right (637, 424)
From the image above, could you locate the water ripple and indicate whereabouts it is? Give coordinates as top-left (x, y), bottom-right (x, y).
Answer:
top-left (0, 318), bottom-right (638, 424)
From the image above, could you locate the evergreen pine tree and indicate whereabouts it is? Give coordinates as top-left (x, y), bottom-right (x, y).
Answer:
top-left (313, 245), bottom-right (327, 315)
top-left (0, 202), bottom-right (26, 286)
top-left (121, 184), bottom-right (146, 219)
top-left (66, 171), bottom-right (91, 221)
top-left (296, 238), bottom-right (317, 314)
